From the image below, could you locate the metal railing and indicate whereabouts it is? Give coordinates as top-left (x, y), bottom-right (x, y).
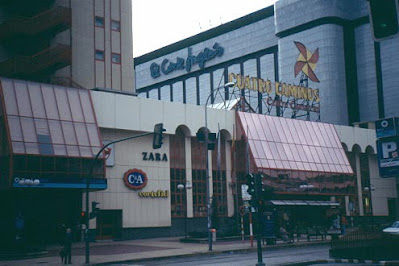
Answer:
top-left (330, 227), bottom-right (399, 260)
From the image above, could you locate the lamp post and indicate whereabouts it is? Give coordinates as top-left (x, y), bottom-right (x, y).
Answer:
top-left (177, 182), bottom-right (191, 239)
top-left (177, 183), bottom-right (187, 239)
top-left (204, 81), bottom-right (235, 251)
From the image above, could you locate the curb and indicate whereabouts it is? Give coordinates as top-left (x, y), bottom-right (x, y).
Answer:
top-left (0, 251), bottom-right (48, 261)
top-left (287, 259), bottom-right (399, 265)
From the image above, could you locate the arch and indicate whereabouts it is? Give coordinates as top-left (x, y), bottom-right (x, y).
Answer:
top-left (175, 124), bottom-right (191, 137)
top-left (352, 144), bottom-right (362, 153)
top-left (341, 142), bottom-right (349, 152)
top-left (220, 129), bottom-right (232, 141)
top-left (365, 145), bottom-right (375, 155)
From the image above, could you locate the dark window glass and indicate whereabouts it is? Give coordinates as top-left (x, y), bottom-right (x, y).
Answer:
top-left (111, 53), bottom-right (121, 64)
top-left (95, 16), bottom-right (104, 27)
top-left (95, 50), bottom-right (104, 61)
top-left (111, 20), bottom-right (120, 31)
top-left (38, 134), bottom-right (54, 155)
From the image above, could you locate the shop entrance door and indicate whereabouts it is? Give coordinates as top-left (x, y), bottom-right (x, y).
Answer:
top-left (96, 210), bottom-right (122, 240)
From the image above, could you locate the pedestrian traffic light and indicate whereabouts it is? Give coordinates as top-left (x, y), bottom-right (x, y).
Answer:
top-left (90, 201), bottom-right (100, 219)
top-left (80, 211), bottom-right (87, 224)
top-left (368, 0), bottom-right (399, 41)
top-left (153, 123), bottom-right (166, 149)
top-left (207, 132), bottom-right (217, 150)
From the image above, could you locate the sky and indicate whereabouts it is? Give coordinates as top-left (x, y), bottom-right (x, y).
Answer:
top-left (132, 0), bottom-right (277, 57)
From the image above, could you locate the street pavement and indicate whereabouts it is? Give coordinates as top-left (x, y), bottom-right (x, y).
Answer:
top-left (0, 236), bottom-right (397, 266)
top-left (106, 244), bottom-right (332, 266)
top-left (0, 237), bottom-right (330, 266)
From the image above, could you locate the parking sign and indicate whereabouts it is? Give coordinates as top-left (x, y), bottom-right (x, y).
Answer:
top-left (377, 136), bottom-right (399, 177)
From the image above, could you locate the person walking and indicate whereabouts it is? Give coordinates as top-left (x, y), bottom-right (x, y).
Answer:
top-left (340, 215), bottom-right (347, 235)
top-left (63, 228), bottom-right (73, 264)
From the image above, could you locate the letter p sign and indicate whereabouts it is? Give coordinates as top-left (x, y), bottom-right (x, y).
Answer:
top-left (382, 142), bottom-right (397, 158)
top-left (377, 137), bottom-right (399, 178)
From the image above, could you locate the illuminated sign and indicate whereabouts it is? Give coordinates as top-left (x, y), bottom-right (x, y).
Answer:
top-left (123, 169), bottom-right (148, 190)
top-left (138, 190), bottom-right (169, 198)
top-left (150, 43), bottom-right (224, 78)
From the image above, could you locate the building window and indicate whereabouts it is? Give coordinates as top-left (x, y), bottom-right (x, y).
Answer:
top-left (170, 129), bottom-right (186, 218)
top-left (95, 16), bottom-right (104, 27)
top-left (37, 134), bottom-right (54, 155)
top-left (191, 138), bottom-right (207, 217)
top-left (95, 50), bottom-right (104, 61)
top-left (111, 20), bottom-right (120, 31)
top-left (111, 53), bottom-right (121, 64)
top-left (211, 134), bottom-right (227, 217)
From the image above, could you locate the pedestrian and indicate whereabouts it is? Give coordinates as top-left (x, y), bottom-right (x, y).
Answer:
top-left (15, 212), bottom-right (24, 241)
top-left (63, 228), bottom-right (72, 264)
top-left (340, 215), bottom-right (347, 235)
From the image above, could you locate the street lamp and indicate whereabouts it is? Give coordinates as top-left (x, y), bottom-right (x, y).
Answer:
top-left (177, 182), bottom-right (191, 239)
top-left (204, 81), bottom-right (235, 251)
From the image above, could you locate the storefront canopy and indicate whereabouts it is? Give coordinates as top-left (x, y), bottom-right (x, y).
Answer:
top-left (270, 200), bottom-right (340, 206)
top-left (0, 78), bottom-right (103, 158)
top-left (237, 112), bottom-right (353, 175)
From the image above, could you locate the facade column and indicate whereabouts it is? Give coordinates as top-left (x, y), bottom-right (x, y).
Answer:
top-left (185, 136), bottom-right (193, 218)
top-left (225, 140), bottom-right (234, 217)
top-left (368, 153), bottom-right (377, 216)
top-left (208, 150), bottom-right (214, 200)
top-left (355, 150), bottom-right (364, 216)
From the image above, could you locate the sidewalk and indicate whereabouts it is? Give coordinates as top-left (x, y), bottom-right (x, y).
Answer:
top-left (0, 237), bottom-right (330, 266)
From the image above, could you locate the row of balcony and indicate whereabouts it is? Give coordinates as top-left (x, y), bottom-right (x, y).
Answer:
top-left (0, 44), bottom-right (71, 79)
top-left (0, 6), bottom-right (71, 42)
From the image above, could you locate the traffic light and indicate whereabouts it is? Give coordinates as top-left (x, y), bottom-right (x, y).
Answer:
top-left (207, 132), bottom-right (217, 150)
top-left (246, 173), bottom-right (255, 197)
top-left (90, 201), bottom-right (100, 219)
top-left (368, 0), bottom-right (399, 41)
top-left (80, 211), bottom-right (87, 224)
top-left (255, 173), bottom-right (265, 199)
top-left (153, 123), bottom-right (166, 149)
top-left (255, 173), bottom-right (265, 208)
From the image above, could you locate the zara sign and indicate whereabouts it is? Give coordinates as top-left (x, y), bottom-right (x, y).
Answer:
top-left (377, 136), bottom-right (399, 178)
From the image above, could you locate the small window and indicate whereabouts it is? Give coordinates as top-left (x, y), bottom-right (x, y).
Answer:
top-left (95, 50), bottom-right (104, 61)
top-left (111, 53), bottom-right (121, 64)
top-left (95, 16), bottom-right (104, 27)
top-left (111, 20), bottom-right (120, 31)
top-left (37, 134), bottom-right (54, 155)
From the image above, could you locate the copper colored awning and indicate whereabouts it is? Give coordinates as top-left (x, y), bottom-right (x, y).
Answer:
top-left (237, 112), bottom-right (353, 175)
top-left (0, 78), bottom-right (103, 157)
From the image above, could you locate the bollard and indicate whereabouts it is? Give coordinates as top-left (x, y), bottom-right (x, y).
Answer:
top-left (211, 228), bottom-right (216, 242)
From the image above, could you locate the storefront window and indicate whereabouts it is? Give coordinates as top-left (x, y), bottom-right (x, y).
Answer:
top-left (170, 129), bottom-right (186, 218)
top-left (191, 138), bottom-right (207, 217)
top-left (211, 133), bottom-right (227, 217)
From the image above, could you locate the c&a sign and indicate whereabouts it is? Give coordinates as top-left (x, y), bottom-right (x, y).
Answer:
top-left (123, 169), bottom-right (147, 190)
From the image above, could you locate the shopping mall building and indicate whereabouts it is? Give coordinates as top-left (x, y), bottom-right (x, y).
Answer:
top-left (0, 0), bottom-right (398, 245)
